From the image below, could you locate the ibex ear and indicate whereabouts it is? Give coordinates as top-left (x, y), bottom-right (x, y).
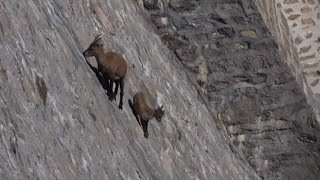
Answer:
top-left (161, 105), bottom-right (164, 109)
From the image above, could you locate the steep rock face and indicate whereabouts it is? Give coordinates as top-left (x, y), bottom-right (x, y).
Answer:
top-left (142, 0), bottom-right (320, 179)
top-left (0, 0), bottom-right (258, 179)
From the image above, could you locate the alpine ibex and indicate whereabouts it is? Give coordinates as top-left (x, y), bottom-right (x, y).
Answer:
top-left (83, 35), bottom-right (128, 110)
top-left (129, 91), bottom-right (164, 138)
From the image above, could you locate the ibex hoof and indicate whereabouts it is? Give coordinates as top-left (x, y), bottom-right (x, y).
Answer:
top-left (118, 104), bottom-right (123, 110)
top-left (144, 133), bottom-right (149, 138)
top-left (108, 94), bottom-right (116, 101)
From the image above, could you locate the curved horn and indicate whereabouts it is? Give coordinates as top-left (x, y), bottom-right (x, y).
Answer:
top-left (93, 35), bottom-right (102, 42)
top-left (93, 35), bottom-right (104, 46)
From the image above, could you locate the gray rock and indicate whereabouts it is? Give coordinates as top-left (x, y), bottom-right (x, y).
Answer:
top-left (143, 0), bottom-right (163, 10)
top-left (152, 16), bottom-right (170, 28)
top-left (0, 0), bottom-right (258, 179)
top-left (169, 0), bottom-right (199, 12)
top-left (144, 0), bottom-right (320, 179)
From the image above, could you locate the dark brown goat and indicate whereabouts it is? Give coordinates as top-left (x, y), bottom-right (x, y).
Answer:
top-left (83, 35), bottom-right (127, 109)
top-left (129, 91), bottom-right (164, 138)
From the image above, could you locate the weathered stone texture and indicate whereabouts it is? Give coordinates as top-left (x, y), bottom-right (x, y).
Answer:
top-left (1, 0), bottom-right (320, 179)
top-left (0, 0), bottom-right (259, 180)
top-left (143, 0), bottom-right (320, 179)
top-left (257, 0), bottom-right (320, 120)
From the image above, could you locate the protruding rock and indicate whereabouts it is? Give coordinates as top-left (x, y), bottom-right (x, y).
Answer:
top-left (143, 0), bottom-right (163, 10)
top-left (240, 30), bottom-right (258, 38)
top-left (152, 16), bottom-right (169, 28)
top-left (169, 0), bottom-right (199, 12)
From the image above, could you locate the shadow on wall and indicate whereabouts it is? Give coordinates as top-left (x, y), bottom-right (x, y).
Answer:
top-left (85, 59), bottom-right (109, 91)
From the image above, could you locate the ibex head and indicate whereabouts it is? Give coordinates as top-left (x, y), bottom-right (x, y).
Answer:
top-left (154, 105), bottom-right (164, 122)
top-left (83, 35), bottom-right (104, 58)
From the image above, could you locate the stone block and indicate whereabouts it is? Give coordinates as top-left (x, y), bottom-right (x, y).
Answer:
top-left (169, 0), bottom-right (199, 12)
top-left (301, 18), bottom-right (315, 25)
top-left (301, 6), bottom-right (312, 13)
top-left (152, 16), bottom-right (169, 28)
top-left (143, 0), bottom-right (163, 10)
top-left (284, 0), bottom-right (299, 4)
top-left (240, 30), bottom-right (258, 38)
top-left (288, 14), bottom-right (301, 20)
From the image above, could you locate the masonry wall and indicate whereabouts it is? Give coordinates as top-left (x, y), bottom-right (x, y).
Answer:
top-left (0, 0), bottom-right (259, 179)
top-left (1, 0), bottom-right (320, 179)
top-left (141, 0), bottom-right (320, 179)
top-left (256, 0), bottom-right (320, 121)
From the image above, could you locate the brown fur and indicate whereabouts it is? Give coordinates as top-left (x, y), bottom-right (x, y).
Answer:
top-left (83, 35), bottom-right (127, 109)
top-left (129, 91), bottom-right (164, 138)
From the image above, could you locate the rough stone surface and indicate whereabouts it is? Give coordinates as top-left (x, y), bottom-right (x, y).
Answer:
top-left (257, 0), bottom-right (320, 122)
top-left (0, 0), bottom-right (258, 180)
top-left (143, 0), bottom-right (320, 179)
top-left (1, 0), bottom-right (320, 179)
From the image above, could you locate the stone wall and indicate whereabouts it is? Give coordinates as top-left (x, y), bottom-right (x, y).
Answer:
top-left (141, 0), bottom-right (320, 179)
top-left (0, 0), bottom-right (259, 179)
top-left (256, 0), bottom-right (320, 121)
top-left (1, 0), bottom-right (320, 179)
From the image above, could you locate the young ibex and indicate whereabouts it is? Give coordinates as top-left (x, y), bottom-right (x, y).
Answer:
top-left (129, 91), bottom-right (165, 138)
top-left (83, 35), bottom-right (128, 110)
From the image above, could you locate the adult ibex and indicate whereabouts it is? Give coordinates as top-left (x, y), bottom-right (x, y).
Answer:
top-left (83, 35), bottom-right (127, 110)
